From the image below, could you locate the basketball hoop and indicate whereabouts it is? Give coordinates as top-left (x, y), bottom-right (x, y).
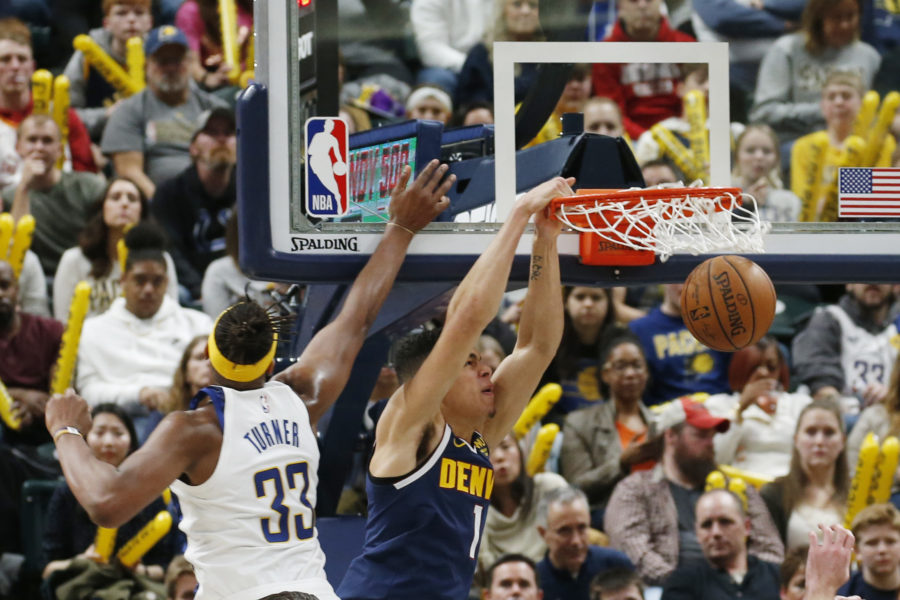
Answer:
top-left (548, 186), bottom-right (769, 266)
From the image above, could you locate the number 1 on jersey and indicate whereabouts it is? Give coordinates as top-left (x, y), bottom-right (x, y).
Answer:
top-left (469, 504), bottom-right (484, 559)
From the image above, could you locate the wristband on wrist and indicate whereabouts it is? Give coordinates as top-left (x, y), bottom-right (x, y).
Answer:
top-left (387, 221), bottom-right (415, 236)
top-left (53, 426), bottom-right (83, 443)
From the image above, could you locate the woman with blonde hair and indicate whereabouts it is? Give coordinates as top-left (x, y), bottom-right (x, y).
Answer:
top-left (732, 124), bottom-right (801, 222)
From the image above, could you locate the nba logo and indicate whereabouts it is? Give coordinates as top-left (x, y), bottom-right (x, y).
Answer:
top-left (305, 117), bottom-right (349, 217)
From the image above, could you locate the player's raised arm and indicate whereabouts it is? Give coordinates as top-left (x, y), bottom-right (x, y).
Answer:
top-left (45, 389), bottom-right (220, 527)
top-left (371, 177), bottom-right (574, 475)
top-left (482, 206), bottom-right (565, 447)
top-left (274, 160), bottom-right (453, 425)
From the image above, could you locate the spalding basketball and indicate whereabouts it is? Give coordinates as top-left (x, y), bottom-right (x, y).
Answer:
top-left (333, 161), bottom-right (348, 176)
top-left (680, 255), bottom-right (776, 352)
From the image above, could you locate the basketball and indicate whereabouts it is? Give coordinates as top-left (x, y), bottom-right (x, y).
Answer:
top-left (680, 255), bottom-right (776, 352)
top-left (333, 161), bottom-right (348, 176)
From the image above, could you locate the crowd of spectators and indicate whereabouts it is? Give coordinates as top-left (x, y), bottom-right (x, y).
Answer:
top-left (2, 0), bottom-right (900, 599)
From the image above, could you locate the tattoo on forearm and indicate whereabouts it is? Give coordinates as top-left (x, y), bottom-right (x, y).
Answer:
top-left (530, 255), bottom-right (544, 281)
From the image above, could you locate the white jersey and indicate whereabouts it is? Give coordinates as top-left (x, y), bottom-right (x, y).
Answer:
top-left (826, 305), bottom-right (900, 396)
top-left (170, 381), bottom-right (338, 600)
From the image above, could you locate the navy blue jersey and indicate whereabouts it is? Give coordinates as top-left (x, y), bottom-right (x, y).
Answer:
top-left (338, 424), bottom-right (493, 600)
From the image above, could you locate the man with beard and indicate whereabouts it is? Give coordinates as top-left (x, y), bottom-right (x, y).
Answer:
top-left (101, 25), bottom-right (227, 199)
top-left (793, 284), bottom-right (900, 410)
top-left (0, 259), bottom-right (63, 446)
top-left (151, 107), bottom-right (235, 300)
top-left (536, 486), bottom-right (633, 600)
top-left (661, 489), bottom-right (780, 600)
top-left (605, 397), bottom-right (783, 585)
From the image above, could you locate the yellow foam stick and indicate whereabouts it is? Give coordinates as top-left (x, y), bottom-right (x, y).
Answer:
top-left (52, 75), bottom-right (70, 170)
top-left (683, 90), bottom-right (709, 170)
top-left (51, 281), bottom-right (91, 395)
top-left (727, 477), bottom-right (749, 511)
top-left (0, 213), bottom-right (13, 257)
top-left (717, 464), bottom-right (774, 489)
top-left (872, 436), bottom-right (900, 504)
top-left (650, 124), bottom-right (705, 183)
top-left (846, 432), bottom-right (880, 528)
top-left (117, 237), bottom-right (127, 275)
top-left (126, 36), bottom-right (145, 89)
top-left (526, 423), bottom-right (559, 476)
top-left (245, 28), bottom-right (254, 71)
top-left (239, 70), bottom-right (254, 89)
top-left (218, 0), bottom-right (241, 84)
top-left (513, 383), bottom-right (562, 439)
top-left (116, 511), bottom-right (172, 568)
top-left (853, 90), bottom-right (880, 140)
top-left (863, 91), bottom-right (900, 166)
top-left (94, 527), bottom-right (117, 563)
top-left (74, 35), bottom-right (141, 97)
top-left (0, 377), bottom-right (22, 430)
top-left (162, 488), bottom-right (172, 505)
top-left (8, 215), bottom-right (34, 279)
top-left (797, 131), bottom-right (830, 222)
top-left (31, 70), bottom-right (52, 115)
top-left (705, 470), bottom-right (726, 491)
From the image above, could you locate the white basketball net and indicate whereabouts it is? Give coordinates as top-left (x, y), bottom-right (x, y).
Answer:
top-left (552, 187), bottom-right (770, 262)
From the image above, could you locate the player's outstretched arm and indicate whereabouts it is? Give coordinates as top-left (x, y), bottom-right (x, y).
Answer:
top-left (45, 389), bottom-right (220, 528)
top-left (804, 524), bottom-right (855, 600)
top-left (482, 205), bottom-right (565, 447)
top-left (274, 160), bottom-right (453, 426)
top-left (373, 178), bottom-right (573, 470)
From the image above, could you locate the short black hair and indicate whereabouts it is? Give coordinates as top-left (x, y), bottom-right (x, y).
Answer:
top-left (91, 402), bottom-right (139, 454)
top-left (124, 221), bottom-right (167, 271)
top-left (486, 553), bottom-right (540, 589)
top-left (213, 301), bottom-right (275, 366)
top-left (394, 328), bottom-right (442, 383)
top-left (590, 567), bottom-right (643, 600)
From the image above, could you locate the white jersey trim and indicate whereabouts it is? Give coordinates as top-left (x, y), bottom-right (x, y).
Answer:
top-left (394, 424), bottom-right (452, 490)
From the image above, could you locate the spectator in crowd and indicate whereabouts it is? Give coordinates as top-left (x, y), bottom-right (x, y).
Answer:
top-left (456, 0), bottom-right (543, 107)
top-left (75, 223), bottom-right (212, 433)
top-left (483, 554), bottom-right (543, 600)
top-left (583, 96), bottom-right (626, 138)
top-left (662, 488), bottom-right (782, 600)
top-left (165, 555), bottom-right (197, 600)
top-left (479, 433), bottom-right (568, 569)
top-left (0, 17), bottom-right (98, 194)
top-left (733, 124), bottom-right (801, 222)
top-left (100, 25), bottom-right (228, 199)
top-left (592, 0), bottom-right (695, 139)
top-left (605, 396), bottom-right (783, 584)
top-left (165, 334), bottom-right (211, 413)
top-left (760, 398), bottom-right (850, 549)
top-left (838, 503), bottom-right (900, 599)
top-left (536, 486), bottom-right (633, 600)
top-left (847, 352), bottom-right (900, 471)
top-left (791, 283), bottom-right (899, 407)
top-left (750, 0), bottom-right (881, 145)
top-left (0, 258), bottom-right (62, 446)
top-left (409, 0), bottom-right (493, 97)
top-left (525, 64), bottom-right (594, 148)
top-left (541, 286), bottom-right (624, 422)
top-left (628, 284), bottom-right (732, 407)
top-left (560, 335), bottom-right (658, 526)
top-left (53, 176), bottom-right (178, 321)
top-left (3, 114), bottom-right (106, 276)
top-left (175, 0), bottom-right (253, 93)
top-left (41, 403), bottom-right (176, 591)
top-left (63, 0), bottom-right (154, 141)
top-left (201, 211), bottom-right (269, 319)
top-left (589, 567), bottom-right (644, 600)
top-left (151, 106), bottom-right (235, 300)
top-left (405, 84), bottom-right (453, 125)
top-left (791, 70), bottom-right (895, 222)
top-left (14, 249), bottom-right (49, 317)
top-left (641, 158), bottom-right (682, 187)
top-left (449, 100), bottom-right (494, 127)
top-left (704, 336), bottom-right (812, 479)
top-left (780, 545), bottom-right (809, 600)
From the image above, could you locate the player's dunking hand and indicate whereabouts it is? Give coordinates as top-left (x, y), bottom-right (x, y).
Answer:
top-left (45, 388), bottom-right (93, 439)
top-left (388, 159), bottom-right (454, 233)
top-left (519, 176), bottom-right (575, 217)
top-left (804, 523), bottom-right (855, 600)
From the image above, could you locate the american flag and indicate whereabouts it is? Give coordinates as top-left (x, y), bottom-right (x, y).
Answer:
top-left (839, 167), bottom-right (900, 217)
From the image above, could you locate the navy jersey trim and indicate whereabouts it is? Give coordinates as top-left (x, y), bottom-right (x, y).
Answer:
top-left (368, 424), bottom-right (452, 488)
top-left (190, 385), bottom-right (226, 429)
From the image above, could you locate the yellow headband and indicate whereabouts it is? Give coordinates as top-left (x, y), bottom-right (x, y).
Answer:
top-left (207, 306), bottom-right (278, 383)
